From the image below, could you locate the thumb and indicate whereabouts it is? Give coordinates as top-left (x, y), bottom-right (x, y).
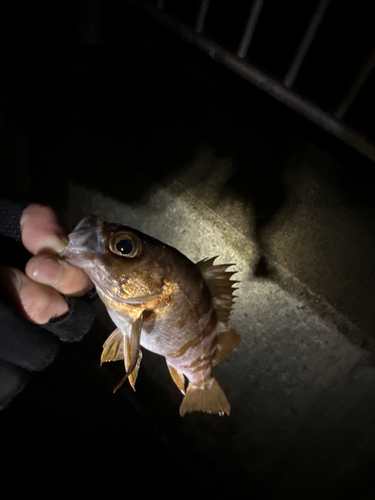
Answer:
top-left (20, 204), bottom-right (68, 255)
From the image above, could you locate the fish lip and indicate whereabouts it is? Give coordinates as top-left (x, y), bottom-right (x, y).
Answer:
top-left (60, 215), bottom-right (106, 261)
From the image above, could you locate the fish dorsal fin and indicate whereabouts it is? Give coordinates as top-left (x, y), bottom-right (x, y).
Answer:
top-left (212, 328), bottom-right (241, 366)
top-left (196, 256), bottom-right (239, 323)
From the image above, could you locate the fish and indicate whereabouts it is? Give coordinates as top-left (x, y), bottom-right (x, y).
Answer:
top-left (61, 215), bottom-right (240, 416)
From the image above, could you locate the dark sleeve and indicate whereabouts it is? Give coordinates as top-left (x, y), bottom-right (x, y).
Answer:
top-left (0, 300), bottom-right (59, 409)
top-left (0, 196), bottom-right (96, 409)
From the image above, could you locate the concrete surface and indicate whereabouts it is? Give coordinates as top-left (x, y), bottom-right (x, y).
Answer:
top-left (2, 2), bottom-right (375, 499)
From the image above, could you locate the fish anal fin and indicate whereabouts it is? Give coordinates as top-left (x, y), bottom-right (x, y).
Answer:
top-left (179, 378), bottom-right (230, 416)
top-left (101, 328), bottom-right (124, 364)
top-left (212, 328), bottom-right (241, 366)
top-left (196, 257), bottom-right (239, 324)
top-left (166, 361), bottom-right (186, 394)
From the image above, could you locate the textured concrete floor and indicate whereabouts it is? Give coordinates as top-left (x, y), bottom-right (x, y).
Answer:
top-left (60, 170), bottom-right (375, 498)
top-left (2, 2), bottom-right (375, 498)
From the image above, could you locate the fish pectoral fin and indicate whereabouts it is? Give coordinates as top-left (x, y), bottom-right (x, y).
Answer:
top-left (101, 328), bottom-right (124, 364)
top-left (212, 328), bottom-right (241, 366)
top-left (166, 361), bottom-right (186, 394)
top-left (179, 378), bottom-right (230, 416)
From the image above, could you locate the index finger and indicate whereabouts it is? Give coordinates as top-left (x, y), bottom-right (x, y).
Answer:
top-left (20, 204), bottom-right (68, 255)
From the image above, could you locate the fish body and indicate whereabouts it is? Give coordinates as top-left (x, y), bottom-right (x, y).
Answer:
top-left (61, 215), bottom-right (240, 416)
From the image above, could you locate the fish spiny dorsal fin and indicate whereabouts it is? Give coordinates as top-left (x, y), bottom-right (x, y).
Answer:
top-left (196, 256), bottom-right (239, 324)
top-left (212, 328), bottom-right (241, 366)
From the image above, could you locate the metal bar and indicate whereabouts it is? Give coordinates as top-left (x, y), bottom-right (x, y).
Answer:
top-left (195, 0), bottom-right (210, 33)
top-left (123, 0), bottom-right (375, 163)
top-left (237, 0), bottom-right (264, 58)
top-left (284, 0), bottom-right (331, 88)
top-left (335, 47), bottom-right (375, 119)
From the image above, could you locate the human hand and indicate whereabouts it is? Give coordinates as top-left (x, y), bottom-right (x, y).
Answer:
top-left (0, 202), bottom-right (96, 409)
top-left (0, 204), bottom-right (93, 324)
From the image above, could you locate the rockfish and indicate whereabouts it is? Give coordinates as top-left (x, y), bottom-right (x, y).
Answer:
top-left (61, 215), bottom-right (240, 416)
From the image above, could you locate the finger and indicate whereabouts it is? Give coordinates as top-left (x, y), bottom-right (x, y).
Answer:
top-left (0, 267), bottom-right (69, 324)
top-left (25, 253), bottom-right (93, 296)
top-left (20, 204), bottom-right (68, 255)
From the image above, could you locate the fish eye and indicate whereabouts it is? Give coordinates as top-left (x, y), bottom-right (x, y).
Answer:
top-left (109, 232), bottom-right (141, 258)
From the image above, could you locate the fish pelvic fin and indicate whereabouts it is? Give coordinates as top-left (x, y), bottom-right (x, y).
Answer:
top-left (128, 349), bottom-right (143, 391)
top-left (113, 348), bottom-right (142, 394)
top-left (125, 314), bottom-right (143, 376)
top-left (113, 327), bottom-right (143, 394)
top-left (179, 378), bottom-right (230, 416)
top-left (102, 314), bottom-right (144, 393)
top-left (101, 328), bottom-right (124, 364)
top-left (166, 361), bottom-right (186, 394)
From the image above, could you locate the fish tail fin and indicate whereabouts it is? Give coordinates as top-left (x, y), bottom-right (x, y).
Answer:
top-left (179, 378), bottom-right (230, 416)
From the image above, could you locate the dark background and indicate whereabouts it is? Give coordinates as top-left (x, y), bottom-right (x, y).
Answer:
top-left (1, 1), bottom-right (375, 498)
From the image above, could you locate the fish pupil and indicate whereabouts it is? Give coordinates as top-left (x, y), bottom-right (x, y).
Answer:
top-left (116, 239), bottom-right (133, 255)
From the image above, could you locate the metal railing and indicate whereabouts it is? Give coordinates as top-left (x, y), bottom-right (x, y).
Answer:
top-left (124, 0), bottom-right (375, 163)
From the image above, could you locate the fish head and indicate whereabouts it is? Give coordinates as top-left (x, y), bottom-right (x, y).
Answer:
top-left (61, 215), bottom-right (169, 305)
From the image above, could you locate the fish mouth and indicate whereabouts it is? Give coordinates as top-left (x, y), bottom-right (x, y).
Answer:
top-left (60, 215), bottom-right (106, 264)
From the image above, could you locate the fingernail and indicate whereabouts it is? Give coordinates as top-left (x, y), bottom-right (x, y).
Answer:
top-left (30, 257), bottom-right (64, 286)
top-left (38, 235), bottom-right (69, 254)
top-left (50, 236), bottom-right (68, 254)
